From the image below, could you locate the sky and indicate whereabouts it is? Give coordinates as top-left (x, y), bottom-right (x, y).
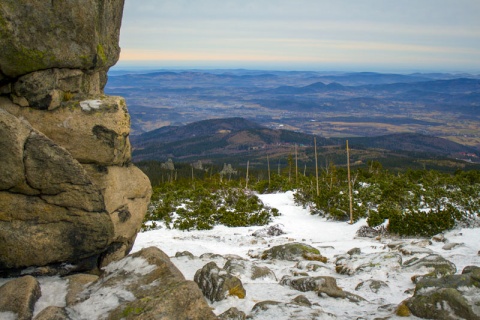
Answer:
top-left (118, 0), bottom-right (480, 72)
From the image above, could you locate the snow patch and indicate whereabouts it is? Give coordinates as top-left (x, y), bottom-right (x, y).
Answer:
top-left (69, 287), bottom-right (135, 320)
top-left (103, 256), bottom-right (156, 276)
top-left (80, 100), bottom-right (102, 111)
top-left (33, 276), bottom-right (68, 317)
top-left (0, 312), bottom-right (16, 320)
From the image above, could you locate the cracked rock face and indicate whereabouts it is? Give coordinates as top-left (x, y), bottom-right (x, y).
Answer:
top-left (0, 109), bottom-right (114, 271)
top-left (0, 0), bottom-right (151, 275)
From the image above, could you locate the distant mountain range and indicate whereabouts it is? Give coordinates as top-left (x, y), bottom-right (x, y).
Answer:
top-left (131, 118), bottom-right (479, 170)
top-left (106, 70), bottom-right (480, 151)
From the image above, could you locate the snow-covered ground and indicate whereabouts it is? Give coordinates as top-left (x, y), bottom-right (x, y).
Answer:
top-left (132, 191), bottom-right (480, 319)
top-left (2, 191), bottom-right (478, 319)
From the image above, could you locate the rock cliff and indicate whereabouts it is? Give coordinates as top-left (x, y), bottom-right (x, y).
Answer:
top-left (0, 0), bottom-right (151, 275)
top-left (0, 2), bottom-right (218, 319)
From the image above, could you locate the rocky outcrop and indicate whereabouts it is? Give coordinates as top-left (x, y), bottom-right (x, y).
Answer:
top-left (0, 0), bottom-right (151, 275)
top-left (0, 109), bottom-right (114, 273)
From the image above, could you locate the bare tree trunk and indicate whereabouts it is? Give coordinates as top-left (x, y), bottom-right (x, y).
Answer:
top-left (314, 137), bottom-right (319, 196)
top-left (246, 160), bottom-right (250, 189)
top-left (347, 140), bottom-right (353, 224)
top-left (295, 144), bottom-right (298, 185)
top-left (267, 154), bottom-right (271, 187)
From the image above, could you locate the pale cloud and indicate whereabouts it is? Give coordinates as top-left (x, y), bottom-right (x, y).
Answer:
top-left (119, 0), bottom-right (480, 71)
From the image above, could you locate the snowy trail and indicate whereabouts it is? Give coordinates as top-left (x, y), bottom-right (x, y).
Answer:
top-left (132, 191), bottom-right (380, 260)
top-left (258, 192), bottom-right (382, 253)
top-left (133, 190), bottom-right (479, 319)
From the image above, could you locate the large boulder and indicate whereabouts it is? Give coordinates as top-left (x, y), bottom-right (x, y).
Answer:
top-left (406, 266), bottom-right (480, 319)
top-left (0, 109), bottom-right (114, 273)
top-left (68, 247), bottom-right (216, 320)
top-left (0, 0), bottom-right (124, 78)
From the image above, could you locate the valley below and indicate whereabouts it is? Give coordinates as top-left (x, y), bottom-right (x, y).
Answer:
top-left (106, 69), bottom-right (480, 149)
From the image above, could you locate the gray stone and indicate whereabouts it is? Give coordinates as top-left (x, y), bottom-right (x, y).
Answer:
top-left (356, 225), bottom-right (387, 238)
top-left (252, 224), bottom-right (286, 237)
top-left (335, 252), bottom-right (402, 276)
top-left (261, 242), bottom-right (322, 261)
top-left (442, 242), bottom-right (463, 250)
top-left (250, 300), bottom-right (336, 320)
top-left (218, 307), bottom-right (246, 320)
top-left (279, 275), bottom-right (365, 302)
top-left (403, 254), bottom-right (456, 282)
top-left (251, 265), bottom-right (277, 281)
top-left (175, 251), bottom-right (195, 259)
top-left (0, 276), bottom-right (41, 320)
top-left (199, 252), bottom-right (225, 259)
top-left (462, 265), bottom-right (480, 275)
top-left (347, 247), bottom-right (361, 256)
top-left (194, 261), bottom-right (246, 302)
top-left (281, 275), bottom-right (342, 296)
top-left (432, 233), bottom-right (446, 242)
top-left (223, 259), bottom-right (276, 281)
top-left (355, 279), bottom-right (389, 293)
top-left (291, 295), bottom-right (312, 307)
top-left (398, 245), bottom-right (433, 255)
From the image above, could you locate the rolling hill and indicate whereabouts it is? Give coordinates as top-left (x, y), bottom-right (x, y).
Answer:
top-left (130, 118), bottom-right (479, 171)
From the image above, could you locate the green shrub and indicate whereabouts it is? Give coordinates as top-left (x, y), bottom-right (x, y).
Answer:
top-left (143, 180), bottom-right (280, 231)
